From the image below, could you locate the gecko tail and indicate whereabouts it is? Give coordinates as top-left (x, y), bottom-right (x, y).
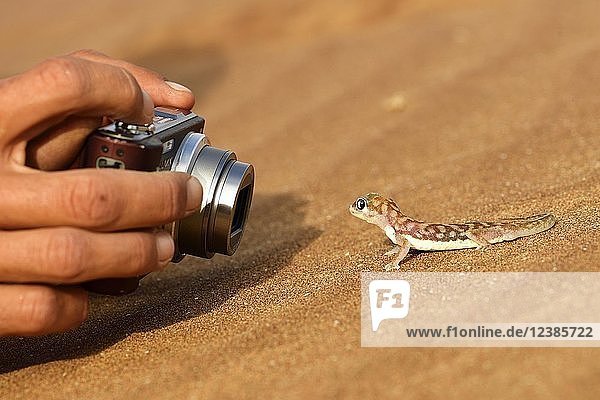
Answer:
top-left (525, 213), bottom-right (556, 231)
top-left (504, 212), bottom-right (555, 227)
top-left (472, 213), bottom-right (556, 244)
top-left (495, 213), bottom-right (556, 241)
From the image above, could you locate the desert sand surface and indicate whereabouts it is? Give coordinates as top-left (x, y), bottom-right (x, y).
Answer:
top-left (1, 0), bottom-right (600, 398)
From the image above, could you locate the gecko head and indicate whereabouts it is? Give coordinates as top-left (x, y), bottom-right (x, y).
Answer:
top-left (349, 192), bottom-right (391, 227)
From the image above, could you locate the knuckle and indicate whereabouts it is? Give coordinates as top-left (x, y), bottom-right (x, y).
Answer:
top-left (42, 229), bottom-right (86, 281)
top-left (115, 68), bottom-right (143, 112)
top-left (128, 234), bottom-right (157, 274)
top-left (20, 287), bottom-right (60, 335)
top-left (69, 49), bottom-right (107, 59)
top-left (36, 57), bottom-right (87, 98)
top-left (63, 175), bottom-right (121, 228)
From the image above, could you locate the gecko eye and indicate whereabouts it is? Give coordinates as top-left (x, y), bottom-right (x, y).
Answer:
top-left (355, 198), bottom-right (367, 211)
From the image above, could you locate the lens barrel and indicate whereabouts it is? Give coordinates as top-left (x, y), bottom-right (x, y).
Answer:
top-left (171, 132), bottom-right (254, 260)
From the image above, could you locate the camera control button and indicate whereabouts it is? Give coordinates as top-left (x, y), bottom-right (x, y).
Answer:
top-left (115, 120), bottom-right (155, 135)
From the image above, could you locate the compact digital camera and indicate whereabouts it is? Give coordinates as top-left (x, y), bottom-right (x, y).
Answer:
top-left (80, 107), bottom-right (255, 295)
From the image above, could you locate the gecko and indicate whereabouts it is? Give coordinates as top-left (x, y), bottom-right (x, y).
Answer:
top-left (349, 193), bottom-right (556, 271)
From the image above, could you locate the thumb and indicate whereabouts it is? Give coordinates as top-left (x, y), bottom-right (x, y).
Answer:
top-left (25, 116), bottom-right (102, 170)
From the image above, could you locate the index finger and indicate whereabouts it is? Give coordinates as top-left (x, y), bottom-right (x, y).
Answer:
top-left (0, 56), bottom-right (154, 145)
top-left (69, 50), bottom-right (195, 110)
top-left (0, 169), bottom-right (203, 231)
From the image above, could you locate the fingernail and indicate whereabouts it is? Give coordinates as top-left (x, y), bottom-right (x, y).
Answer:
top-left (165, 81), bottom-right (192, 93)
top-left (156, 231), bottom-right (175, 265)
top-left (142, 90), bottom-right (154, 121)
top-left (185, 176), bottom-right (203, 216)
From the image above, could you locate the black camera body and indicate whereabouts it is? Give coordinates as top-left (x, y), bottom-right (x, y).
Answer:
top-left (81, 107), bottom-right (205, 172)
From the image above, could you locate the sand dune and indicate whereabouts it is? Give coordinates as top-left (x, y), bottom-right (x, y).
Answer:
top-left (1, 0), bottom-right (599, 398)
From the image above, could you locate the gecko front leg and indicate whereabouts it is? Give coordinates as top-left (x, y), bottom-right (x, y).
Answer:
top-left (383, 236), bottom-right (411, 271)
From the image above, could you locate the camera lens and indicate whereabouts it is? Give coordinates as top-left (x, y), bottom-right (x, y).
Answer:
top-left (171, 132), bottom-right (254, 260)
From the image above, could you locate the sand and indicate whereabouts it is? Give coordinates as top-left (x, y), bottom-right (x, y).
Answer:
top-left (1, 0), bottom-right (599, 398)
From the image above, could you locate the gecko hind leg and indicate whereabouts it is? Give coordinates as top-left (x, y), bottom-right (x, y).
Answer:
top-left (465, 230), bottom-right (493, 250)
top-left (383, 238), bottom-right (411, 271)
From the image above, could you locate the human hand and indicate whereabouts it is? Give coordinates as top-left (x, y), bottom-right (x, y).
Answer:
top-left (0, 50), bottom-right (201, 336)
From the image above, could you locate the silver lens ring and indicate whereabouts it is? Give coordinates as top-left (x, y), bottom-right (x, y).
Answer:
top-left (209, 159), bottom-right (254, 255)
top-left (171, 132), bottom-right (210, 173)
top-left (170, 132), bottom-right (210, 260)
top-left (171, 134), bottom-right (254, 259)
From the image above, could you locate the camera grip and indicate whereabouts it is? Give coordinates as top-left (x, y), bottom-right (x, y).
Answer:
top-left (80, 133), bottom-right (163, 296)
